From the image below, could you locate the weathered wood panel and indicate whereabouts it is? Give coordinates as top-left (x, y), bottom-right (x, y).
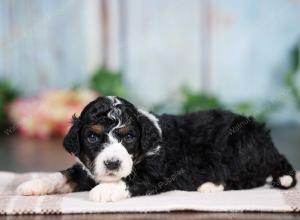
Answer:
top-left (0, 0), bottom-right (300, 120)
top-left (0, 0), bottom-right (102, 95)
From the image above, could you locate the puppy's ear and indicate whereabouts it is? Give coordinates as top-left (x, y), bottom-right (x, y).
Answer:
top-left (63, 115), bottom-right (81, 156)
top-left (137, 110), bottom-right (162, 154)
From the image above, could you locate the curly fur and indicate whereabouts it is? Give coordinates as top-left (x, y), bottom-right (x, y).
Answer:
top-left (17, 96), bottom-right (297, 200)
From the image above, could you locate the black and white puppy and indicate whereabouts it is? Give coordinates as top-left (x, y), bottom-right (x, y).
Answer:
top-left (17, 96), bottom-right (297, 202)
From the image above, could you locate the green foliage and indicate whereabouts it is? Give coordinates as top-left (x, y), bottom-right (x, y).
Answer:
top-left (181, 87), bottom-right (223, 113)
top-left (0, 80), bottom-right (19, 129)
top-left (232, 101), bottom-right (254, 114)
top-left (232, 101), bottom-right (279, 122)
top-left (89, 67), bottom-right (127, 97)
top-left (284, 42), bottom-right (300, 110)
top-left (179, 88), bottom-right (278, 122)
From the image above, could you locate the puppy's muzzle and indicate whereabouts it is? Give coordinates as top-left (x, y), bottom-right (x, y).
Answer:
top-left (104, 159), bottom-right (121, 170)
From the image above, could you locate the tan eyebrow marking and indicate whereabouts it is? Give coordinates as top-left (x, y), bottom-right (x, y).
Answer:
top-left (117, 126), bottom-right (130, 134)
top-left (89, 125), bottom-right (104, 134)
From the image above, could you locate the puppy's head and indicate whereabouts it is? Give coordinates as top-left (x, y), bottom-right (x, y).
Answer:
top-left (63, 96), bottom-right (162, 182)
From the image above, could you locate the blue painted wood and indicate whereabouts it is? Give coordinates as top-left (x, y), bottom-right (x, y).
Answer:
top-left (0, 0), bottom-right (300, 123)
top-left (0, 0), bottom-right (101, 95)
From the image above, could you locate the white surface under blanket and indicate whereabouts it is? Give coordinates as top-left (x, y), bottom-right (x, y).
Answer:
top-left (0, 172), bottom-right (299, 215)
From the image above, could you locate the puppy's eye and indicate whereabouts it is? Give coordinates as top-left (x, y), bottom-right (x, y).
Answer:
top-left (123, 133), bottom-right (136, 142)
top-left (87, 133), bottom-right (100, 144)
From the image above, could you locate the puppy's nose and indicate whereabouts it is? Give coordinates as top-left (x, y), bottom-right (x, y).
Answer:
top-left (104, 160), bottom-right (121, 170)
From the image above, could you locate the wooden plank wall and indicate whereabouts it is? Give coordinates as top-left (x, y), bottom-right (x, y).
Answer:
top-left (0, 0), bottom-right (300, 120)
top-left (0, 0), bottom-right (102, 95)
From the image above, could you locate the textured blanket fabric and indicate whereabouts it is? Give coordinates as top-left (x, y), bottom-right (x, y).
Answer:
top-left (0, 172), bottom-right (299, 215)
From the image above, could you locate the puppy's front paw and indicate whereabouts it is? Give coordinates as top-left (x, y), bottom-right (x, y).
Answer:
top-left (197, 182), bottom-right (224, 193)
top-left (16, 179), bottom-right (54, 196)
top-left (89, 181), bottom-right (130, 202)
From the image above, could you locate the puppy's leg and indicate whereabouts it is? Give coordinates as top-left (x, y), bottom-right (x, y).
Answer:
top-left (89, 176), bottom-right (169, 202)
top-left (197, 182), bottom-right (224, 193)
top-left (271, 154), bottom-right (297, 189)
top-left (16, 163), bottom-right (95, 196)
top-left (89, 180), bottom-right (130, 202)
top-left (16, 172), bottom-right (72, 196)
top-left (88, 174), bottom-right (166, 202)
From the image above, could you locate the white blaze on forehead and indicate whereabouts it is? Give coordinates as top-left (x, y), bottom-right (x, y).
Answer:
top-left (107, 96), bottom-right (122, 106)
top-left (138, 109), bottom-right (162, 136)
top-left (107, 97), bottom-right (162, 137)
top-left (107, 96), bottom-right (123, 131)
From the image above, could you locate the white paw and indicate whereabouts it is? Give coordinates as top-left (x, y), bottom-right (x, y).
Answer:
top-left (89, 181), bottom-right (130, 202)
top-left (16, 179), bottom-right (54, 196)
top-left (279, 175), bottom-right (293, 187)
top-left (197, 182), bottom-right (224, 193)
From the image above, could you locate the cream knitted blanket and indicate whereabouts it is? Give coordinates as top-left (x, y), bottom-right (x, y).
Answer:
top-left (0, 172), bottom-right (299, 215)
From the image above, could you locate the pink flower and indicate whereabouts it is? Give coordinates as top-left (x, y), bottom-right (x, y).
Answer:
top-left (7, 89), bottom-right (99, 139)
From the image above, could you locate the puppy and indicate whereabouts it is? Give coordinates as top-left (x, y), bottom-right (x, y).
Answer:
top-left (17, 96), bottom-right (297, 202)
